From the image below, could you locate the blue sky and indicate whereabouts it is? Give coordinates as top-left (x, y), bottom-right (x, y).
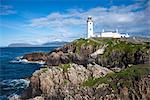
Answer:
top-left (0, 0), bottom-right (150, 46)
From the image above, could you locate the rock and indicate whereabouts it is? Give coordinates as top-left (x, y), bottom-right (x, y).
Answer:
top-left (90, 44), bottom-right (108, 58)
top-left (22, 52), bottom-right (47, 61)
top-left (111, 67), bottom-right (122, 72)
top-left (22, 75), bottom-right (42, 99)
top-left (87, 64), bottom-right (114, 78)
top-left (8, 94), bottom-right (19, 100)
top-left (39, 73), bottom-right (55, 96)
top-left (21, 37), bottom-right (150, 99)
top-left (71, 53), bottom-right (85, 65)
top-left (80, 45), bottom-right (94, 58)
top-left (62, 43), bottom-right (76, 53)
top-left (134, 50), bottom-right (144, 64)
top-left (29, 96), bottom-right (44, 100)
top-left (46, 52), bottom-right (61, 66)
top-left (60, 54), bottom-right (70, 64)
top-left (67, 64), bottom-right (90, 85)
top-left (22, 63), bottom-right (114, 99)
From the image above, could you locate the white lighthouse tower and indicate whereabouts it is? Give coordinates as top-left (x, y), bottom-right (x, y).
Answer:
top-left (87, 16), bottom-right (94, 38)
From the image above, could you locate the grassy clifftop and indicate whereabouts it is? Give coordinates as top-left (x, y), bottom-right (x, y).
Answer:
top-left (72, 37), bottom-right (150, 53)
top-left (70, 37), bottom-right (150, 67)
top-left (83, 64), bottom-right (150, 88)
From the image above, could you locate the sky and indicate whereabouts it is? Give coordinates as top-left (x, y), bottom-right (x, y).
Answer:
top-left (0, 0), bottom-right (150, 46)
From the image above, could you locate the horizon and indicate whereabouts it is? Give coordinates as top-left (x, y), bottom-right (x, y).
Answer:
top-left (0, 0), bottom-right (150, 46)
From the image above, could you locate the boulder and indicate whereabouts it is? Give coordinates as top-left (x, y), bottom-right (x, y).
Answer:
top-left (46, 52), bottom-right (61, 66)
top-left (30, 96), bottom-right (44, 100)
top-left (80, 45), bottom-right (94, 58)
top-left (134, 50), bottom-right (144, 64)
top-left (60, 54), bottom-right (70, 64)
top-left (87, 64), bottom-right (114, 78)
top-left (22, 52), bottom-right (47, 61)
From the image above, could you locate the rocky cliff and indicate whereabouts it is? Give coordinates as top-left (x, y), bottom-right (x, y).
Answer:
top-left (20, 37), bottom-right (150, 100)
top-left (21, 64), bottom-right (150, 100)
top-left (23, 37), bottom-right (150, 70)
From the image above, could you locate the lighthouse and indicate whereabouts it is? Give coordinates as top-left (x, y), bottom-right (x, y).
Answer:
top-left (87, 16), bottom-right (94, 38)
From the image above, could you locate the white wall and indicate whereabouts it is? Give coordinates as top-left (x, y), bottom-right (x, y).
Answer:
top-left (101, 32), bottom-right (129, 38)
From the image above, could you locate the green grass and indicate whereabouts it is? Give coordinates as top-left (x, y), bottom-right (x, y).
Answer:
top-left (83, 64), bottom-right (150, 89)
top-left (61, 63), bottom-right (71, 72)
top-left (64, 79), bottom-right (69, 85)
top-left (72, 38), bottom-right (102, 54)
top-left (41, 67), bottom-right (49, 73)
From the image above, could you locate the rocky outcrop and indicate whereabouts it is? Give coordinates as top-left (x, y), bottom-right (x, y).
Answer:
top-left (20, 38), bottom-right (150, 100)
top-left (22, 63), bottom-right (113, 99)
top-left (22, 38), bottom-right (150, 69)
top-left (90, 44), bottom-right (108, 58)
top-left (22, 63), bottom-right (150, 100)
top-left (22, 52), bottom-right (47, 62)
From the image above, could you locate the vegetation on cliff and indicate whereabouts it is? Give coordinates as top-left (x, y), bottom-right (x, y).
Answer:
top-left (83, 64), bottom-right (150, 88)
top-left (21, 37), bottom-right (150, 100)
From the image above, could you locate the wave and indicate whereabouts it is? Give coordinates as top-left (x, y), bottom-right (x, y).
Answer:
top-left (0, 79), bottom-right (30, 99)
top-left (0, 79), bottom-right (30, 91)
top-left (9, 56), bottom-right (45, 64)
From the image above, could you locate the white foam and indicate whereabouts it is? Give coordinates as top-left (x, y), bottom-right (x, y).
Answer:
top-left (0, 79), bottom-right (30, 91)
top-left (10, 57), bottom-right (45, 64)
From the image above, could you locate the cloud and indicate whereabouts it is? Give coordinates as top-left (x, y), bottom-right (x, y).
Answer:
top-left (0, 5), bottom-right (16, 15)
top-left (28, 0), bottom-right (150, 39)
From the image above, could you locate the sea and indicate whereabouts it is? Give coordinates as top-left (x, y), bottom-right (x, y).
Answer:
top-left (0, 47), bottom-right (57, 99)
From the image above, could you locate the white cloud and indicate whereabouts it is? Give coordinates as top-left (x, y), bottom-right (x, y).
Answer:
top-left (0, 5), bottom-right (16, 15)
top-left (28, 0), bottom-right (150, 40)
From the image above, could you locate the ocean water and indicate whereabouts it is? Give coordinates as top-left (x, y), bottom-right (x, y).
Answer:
top-left (0, 47), bottom-right (57, 99)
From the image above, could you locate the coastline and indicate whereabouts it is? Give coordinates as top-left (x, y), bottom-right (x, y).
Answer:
top-left (15, 37), bottom-right (150, 99)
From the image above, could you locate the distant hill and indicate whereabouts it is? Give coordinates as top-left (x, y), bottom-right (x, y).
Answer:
top-left (8, 41), bottom-right (68, 47)
top-left (8, 43), bottom-right (33, 47)
top-left (42, 41), bottom-right (68, 47)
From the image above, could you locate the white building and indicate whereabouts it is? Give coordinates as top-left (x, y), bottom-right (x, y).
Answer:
top-left (87, 16), bottom-right (94, 38)
top-left (101, 29), bottom-right (129, 38)
top-left (87, 17), bottom-right (129, 38)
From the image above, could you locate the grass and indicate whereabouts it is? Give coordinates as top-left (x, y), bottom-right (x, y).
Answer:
top-left (61, 63), bottom-right (71, 72)
top-left (83, 64), bottom-right (150, 89)
top-left (64, 79), bottom-right (69, 85)
top-left (72, 38), bottom-right (102, 54)
top-left (99, 39), bottom-right (148, 66)
top-left (41, 67), bottom-right (49, 73)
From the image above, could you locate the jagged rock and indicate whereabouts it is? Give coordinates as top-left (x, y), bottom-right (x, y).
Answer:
top-left (22, 38), bottom-right (150, 67)
top-left (22, 52), bottom-right (47, 61)
top-left (8, 94), bottom-right (19, 100)
top-left (22, 75), bottom-right (42, 99)
top-left (60, 54), bottom-right (70, 64)
top-left (62, 43), bottom-right (76, 53)
top-left (22, 63), bottom-right (113, 99)
top-left (71, 53), bottom-right (85, 65)
top-left (87, 64), bottom-right (114, 78)
top-left (90, 44), bottom-right (108, 58)
top-left (134, 50), bottom-right (144, 64)
top-left (29, 96), bottom-right (44, 100)
top-left (46, 52), bottom-right (61, 66)
top-left (80, 45), bottom-right (94, 58)
top-left (67, 64), bottom-right (90, 85)
top-left (21, 38), bottom-right (150, 99)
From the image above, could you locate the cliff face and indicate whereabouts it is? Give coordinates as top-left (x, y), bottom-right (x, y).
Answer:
top-left (23, 38), bottom-right (150, 69)
top-left (22, 64), bottom-right (150, 100)
top-left (21, 37), bottom-right (150, 99)
top-left (22, 64), bottom-right (113, 99)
